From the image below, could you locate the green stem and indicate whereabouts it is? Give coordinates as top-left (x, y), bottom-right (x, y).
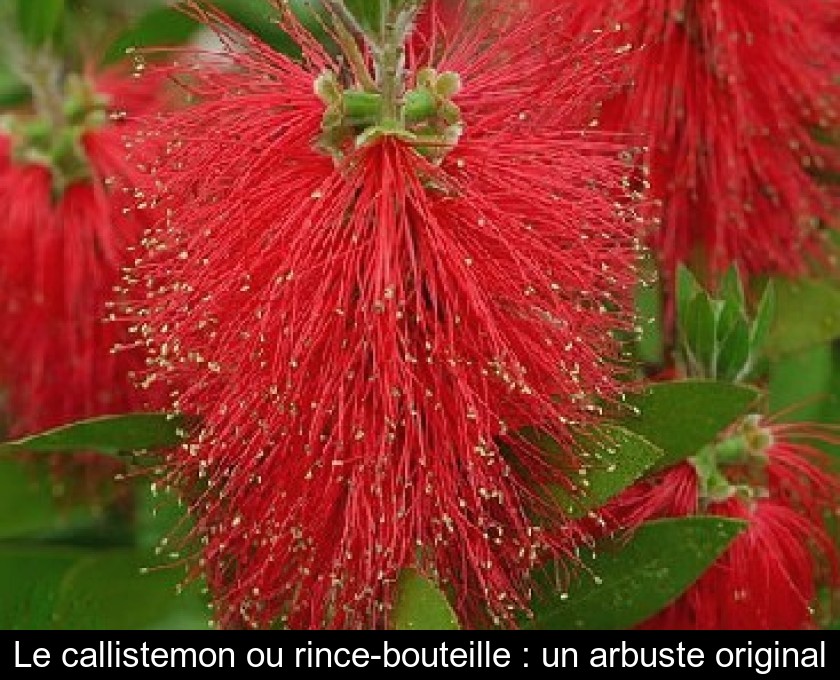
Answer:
top-left (377, 4), bottom-right (403, 124)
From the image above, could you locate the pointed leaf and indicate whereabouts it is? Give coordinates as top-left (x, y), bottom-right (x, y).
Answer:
top-left (715, 298), bottom-right (742, 344)
top-left (719, 264), bottom-right (746, 309)
top-left (622, 381), bottom-right (760, 470)
top-left (750, 280), bottom-right (776, 353)
top-left (0, 413), bottom-right (188, 458)
top-left (540, 425), bottom-right (664, 519)
top-left (688, 293), bottom-right (718, 375)
top-left (530, 517), bottom-right (747, 630)
top-left (717, 316), bottom-right (751, 382)
top-left (393, 568), bottom-right (459, 630)
top-left (675, 264), bottom-right (701, 333)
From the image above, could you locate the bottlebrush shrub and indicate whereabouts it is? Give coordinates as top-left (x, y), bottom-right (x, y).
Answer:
top-left (0, 67), bottom-right (161, 497)
top-left (126, 1), bottom-right (640, 629)
top-left (605, 416), bottom-right (840, 629)
top-left (557, 0), bottom-right (840, 283)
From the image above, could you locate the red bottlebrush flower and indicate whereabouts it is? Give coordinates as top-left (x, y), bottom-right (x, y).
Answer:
top-left (0, 68), bottom-right (160, 495)
top-left (607, 418), bottom-right (840, 629)
top-left (644, 496), bottom-right (834, 630)
top-left (130, 2), bottom-right (638, 629)
top-left (557, 0), bottom-right (840, 283)
top-left (606, 459), bottom-right (700, 525)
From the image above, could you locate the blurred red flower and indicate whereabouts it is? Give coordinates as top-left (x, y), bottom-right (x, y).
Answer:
top-left (557, 0), bottom-right (840, 284)
top-left (0, 68), bottom-right (160, 496)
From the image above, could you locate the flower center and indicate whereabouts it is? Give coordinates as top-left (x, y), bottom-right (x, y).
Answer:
top-left (312, 0), bottom-right (463, 162)
top-left (315, 66), bottom-right (463, 161)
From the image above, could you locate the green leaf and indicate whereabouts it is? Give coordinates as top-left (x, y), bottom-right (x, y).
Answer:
top-left (0, 413), bottom-right (188, 458)
top-left (684, 293), bottom-right (717, 376)
top-left (675, 264), bottom-right (701, 333)
top-left (344, 0), bottom-right (384, 35)
top-left (0, 458), bottom-right (109, 543)
top-left (719, 264), bottom-right (745, 310)
top-left (214, 0), bottom-right (301, 57)
top-left (635, 266), bottom-right (664, 365)
top-left (288, 0), bottom-right (339, 50)
top-left (103, 7), bottom-right (202, 65)
top-left (622, 381), bottom-right (760, 470)
top-left (0, 456), bottom-right (131, 545)
top-left (750, 280), bottom-right (776, 354)
top-left (770, 343), bottom-right (834, 424)
top-left (714, 298), bottom-right (741, 343)
top-left (0, 459), bottom-right (64, 539)
top-left (134, 484), bottom-right (209, 629)
top-left (0, 548), bottom-right (84, 629)
top-left (136, 480), bottom-right (192, 553)
top-left (530, 517), bottom-right (747, 630)
top-left (766, 277), bottom-right (840, 357)
top-left (537, 425), bottom-right (663, 519)
top-left (52, 551), bottom-right (207, 630)
top-left (717, 316), bottom-right (751, 382)
top-left (392, 568), bottom-right (459, 630)
top-left (16, 0), bottom-right (65, 46)
top-left (0, 547), bottom-right (207, 630)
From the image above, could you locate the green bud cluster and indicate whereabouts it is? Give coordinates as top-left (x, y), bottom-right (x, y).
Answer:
top-left (690, 414), bottom-right (774, 507)
top-left (315, 66), bottom-right (463, 161)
